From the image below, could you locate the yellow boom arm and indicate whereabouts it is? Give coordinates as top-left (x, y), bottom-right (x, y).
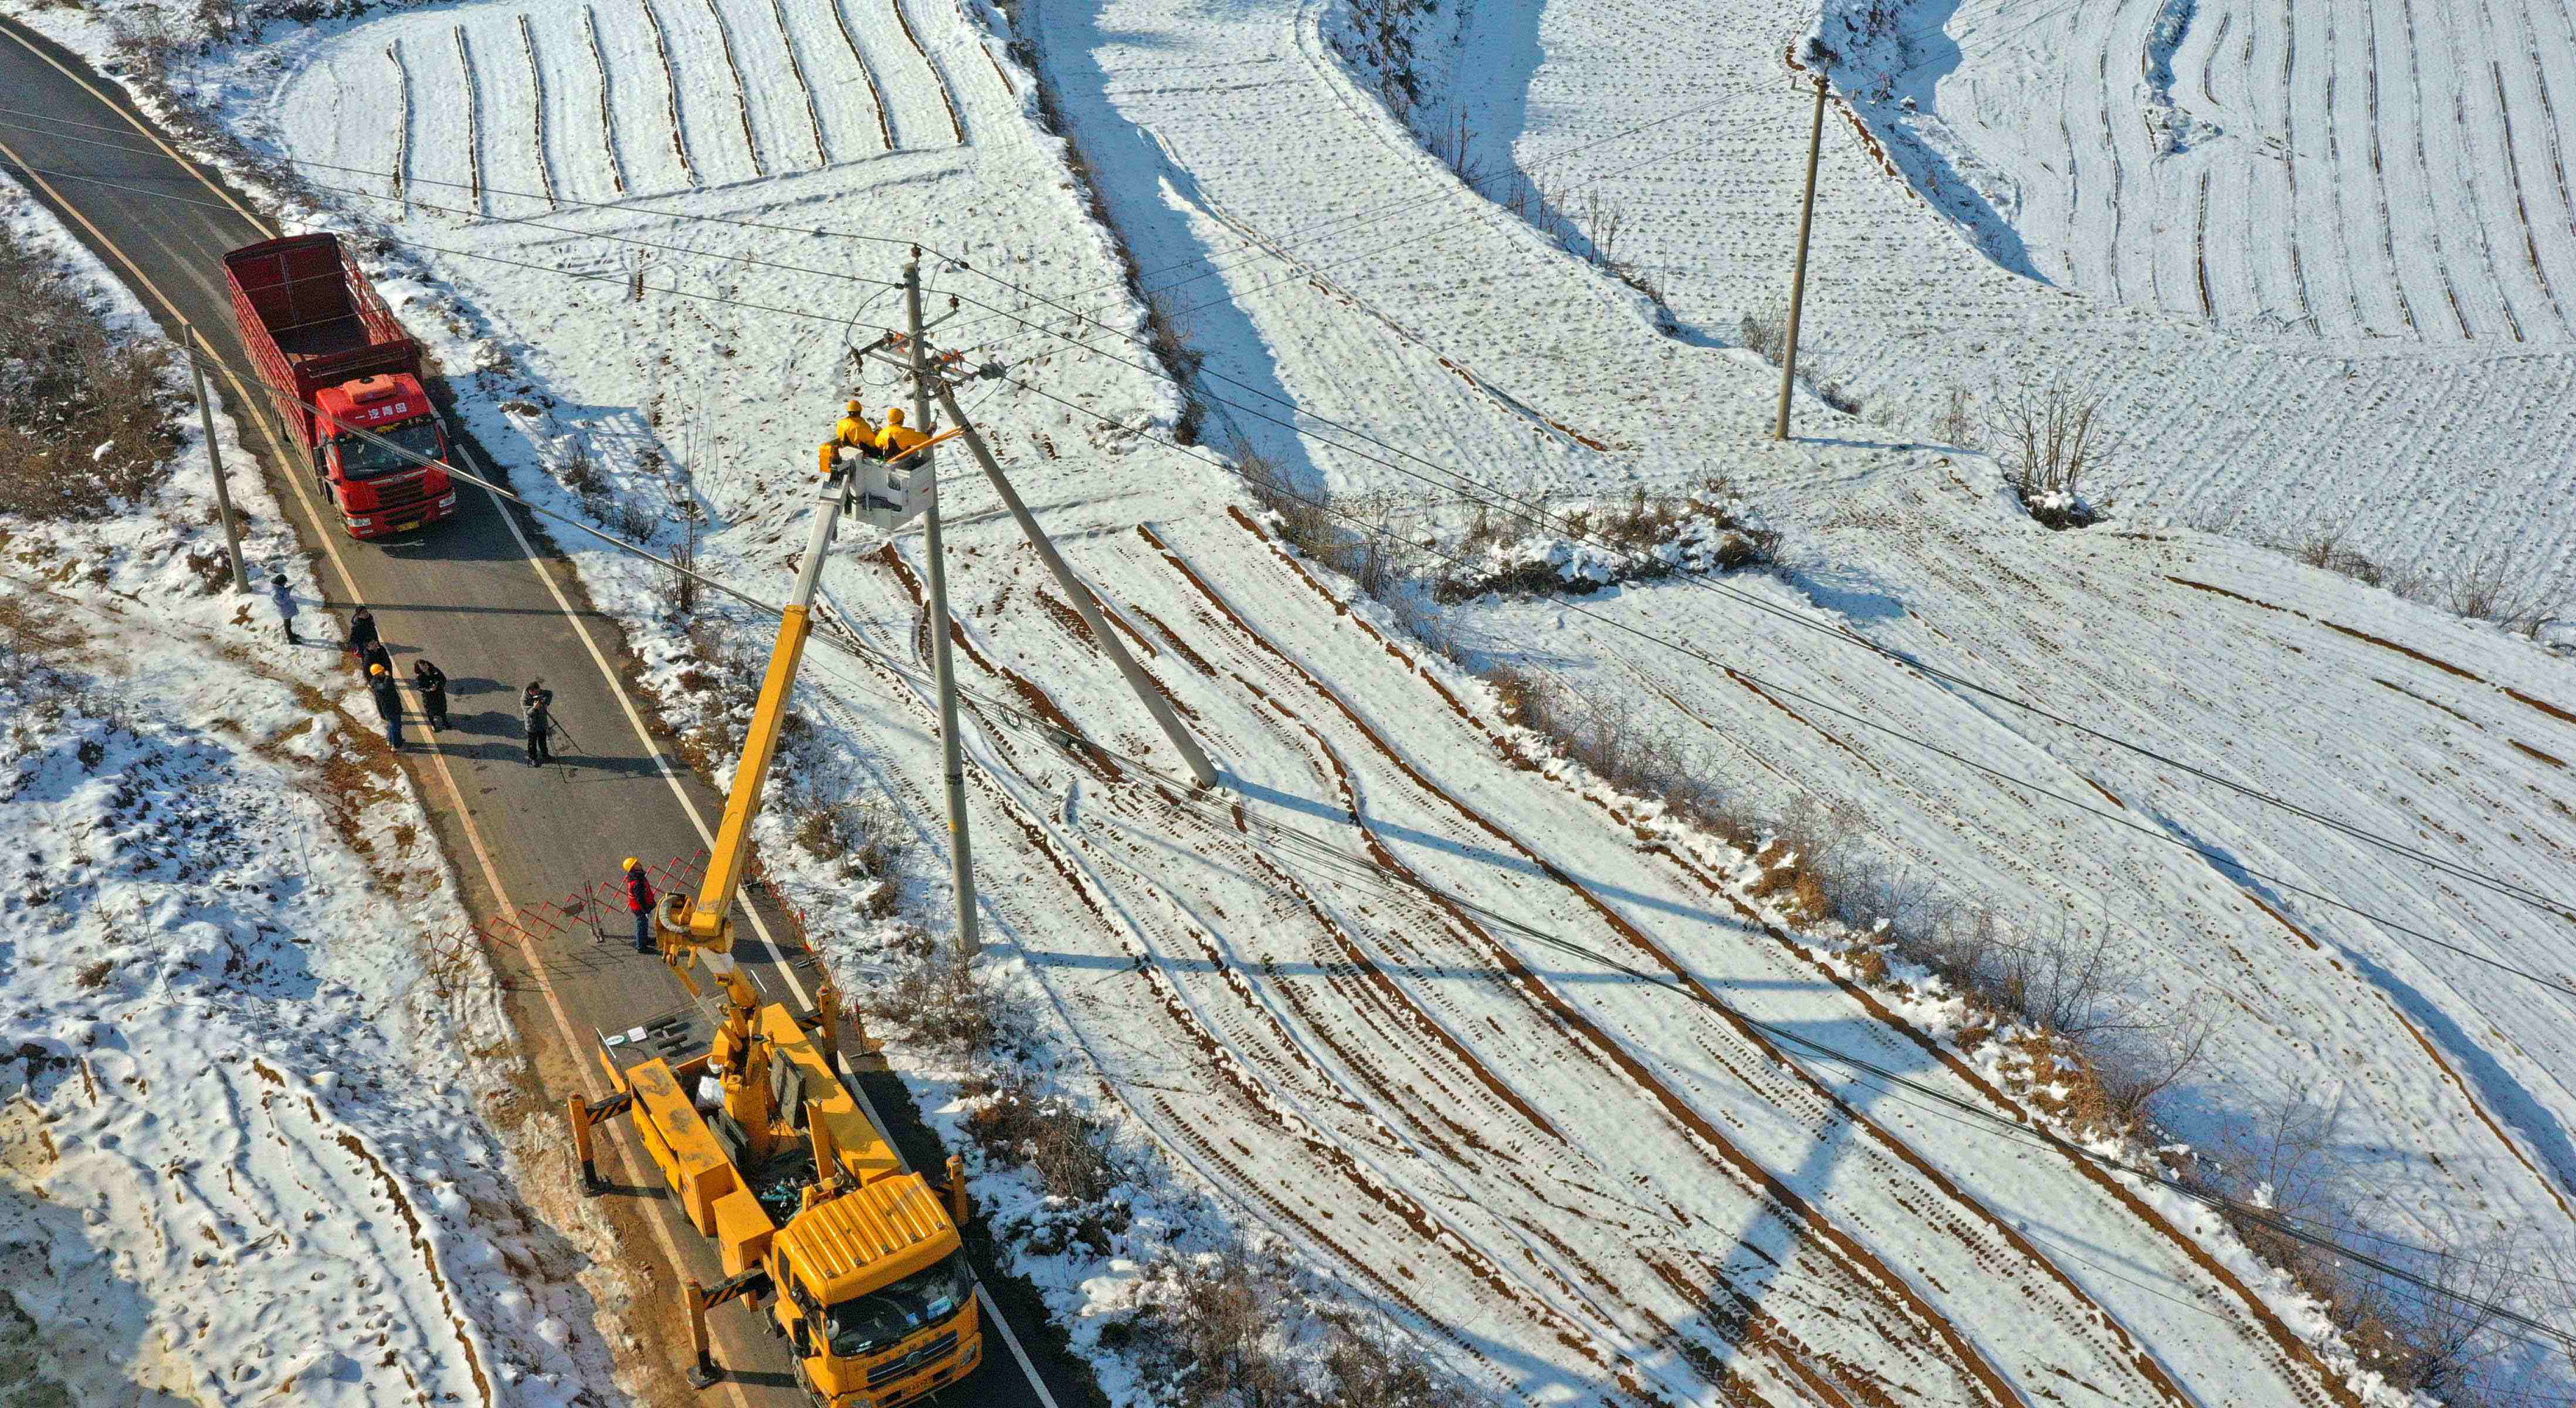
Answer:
top-left (659, 449), bottom-right (857, 960)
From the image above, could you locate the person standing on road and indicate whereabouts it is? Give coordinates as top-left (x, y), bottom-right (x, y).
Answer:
top-left (345, 605), bottom-right (379, 664)
top-left (522, 680), bottom-right (554, 766)
top-left (623, 857), bottom-right (657, 953)
top-left (269, 573), bottom-right (300, 645)
top-left (367, 662), bottom-right (404, 747)
top-left (411, 658), bottom-right (450, 732)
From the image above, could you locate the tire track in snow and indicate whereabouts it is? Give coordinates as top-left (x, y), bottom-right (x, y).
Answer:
top-left (1154, 519), bottom-right (2102, 1408)
top-left (889, 0), bottom-right (967, 144)
top-left (2359, 11), bottom-right (2419, 330)
top-left (384, 40), bottom-right (411, 201)
top-left (693, 0), bottom-right (766, 176)
top-left (2490, 59), bottom-right (2566, 324)
top-left (452, 25), bottom-right (484, 213)
top-left (1205, 509), bottom-right (2369, 1408)
top-left (1127, 540), bottom-right (2019, 1405)
top-left (760, 0), bottom-right (830, 167)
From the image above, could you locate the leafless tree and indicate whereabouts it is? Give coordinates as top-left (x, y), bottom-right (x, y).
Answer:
top-left (1989, 375), bottom-right (2102, 513)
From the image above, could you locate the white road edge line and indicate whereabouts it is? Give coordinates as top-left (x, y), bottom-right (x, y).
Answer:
top-left (463, 447), bottom-right (1065, 1408)
top-left (0, 119), bottom-right (765, 1408)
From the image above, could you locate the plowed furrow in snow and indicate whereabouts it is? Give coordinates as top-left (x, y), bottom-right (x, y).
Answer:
top-left (1151, 509), bottom-right (2366, 1408)
top-left (1126, 523), bottom-right (2266, 1407)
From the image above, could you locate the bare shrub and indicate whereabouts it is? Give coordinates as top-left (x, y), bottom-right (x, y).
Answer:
top-left (2442, 545), bottom-right (2565, 636)
top-left (1934, 385), bottom-right (1980, 449)
top-left (869, 930), bottom-right (1006, 1062)
top-left (1436, 482), bottom-right (1779, 603)
top-left (1138, 1244), bottom-right (1305, 1408)
top-left (964, 1071), bottom-right (1121, 1205)
top-left (1235, 441), bottom-right (1336, 559)
top-left (1421, 107), bottom-right (1491, 188)
top-left (0, 221), bottom-right (182, 521)
top-left (1989, 375), bottom-right (2102, 528)
top-left (1738, 307), bottom-right (1788, 363)
top-left (1317, 1311), bottom-right (1447, 1408)
top-left (1141, 286), bottom-right (1205, 381)
top-left (2290, 517), bottom-right (2401, 589)
top-left (1987, 911), bottom-right (2135, 1038)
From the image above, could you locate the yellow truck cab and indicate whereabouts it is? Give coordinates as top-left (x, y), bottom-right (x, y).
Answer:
top-left (772, 1187), bottom-right (982, 1405)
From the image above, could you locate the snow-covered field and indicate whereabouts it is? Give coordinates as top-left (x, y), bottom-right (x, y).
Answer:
top-left (0, 184), bottom-right (619, 1406)
top-left (1421, 0), bottom-right (2576, 601)
top-left (17, 0), bottom-right (2576, 1400)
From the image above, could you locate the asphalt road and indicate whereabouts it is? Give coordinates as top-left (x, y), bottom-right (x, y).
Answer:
top-left (0, 21), bottom-right (1084, 1408)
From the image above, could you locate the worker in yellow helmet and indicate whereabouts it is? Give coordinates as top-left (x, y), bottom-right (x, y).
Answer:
top-left (365, 661), bottom-right (403, 747)
top-left (623, 857), bottom-right (657, 953)
top-left (875, 405), bottom-right (930, 461)
top-left (833, 399), bottom-right (883, 460)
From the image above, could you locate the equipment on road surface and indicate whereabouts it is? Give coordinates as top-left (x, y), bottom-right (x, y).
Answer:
top-left (567, 435), bottom-right (983, 1407)
top-left (223, 233), bottom-right (459, 540)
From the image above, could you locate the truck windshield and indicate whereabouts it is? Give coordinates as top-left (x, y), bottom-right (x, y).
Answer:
top-left (822, 1250), bottom-right (972, 1359)
top-left (335, 419), bottom-right (445, 480)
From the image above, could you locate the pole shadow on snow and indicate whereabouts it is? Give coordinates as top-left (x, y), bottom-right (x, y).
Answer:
top-left (1212, 775), bottom-right (1743, 932)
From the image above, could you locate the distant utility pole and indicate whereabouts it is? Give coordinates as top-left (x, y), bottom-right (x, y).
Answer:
top-left (906, 256), bottom-right (981, 959)
top-left (183, 323), bottom-right (248, 591)
top-left (1775, 72), bottom-right (1829, 442)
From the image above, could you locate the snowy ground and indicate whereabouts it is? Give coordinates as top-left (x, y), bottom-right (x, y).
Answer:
top-left (16, 0), bottom-right (2576, 1401)
top-left (0, 181), bottom-right (622, 1407)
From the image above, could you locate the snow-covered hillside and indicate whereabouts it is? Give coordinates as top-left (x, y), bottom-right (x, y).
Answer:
top-left (1820, 0), bottom-right (2576, 344)
top-left (1428, 0), bottom-right (2576, 603)
top-left (0, 184), bottom-right (618, 1407)
top-left (18, 0), bottom-right (2576, 1400)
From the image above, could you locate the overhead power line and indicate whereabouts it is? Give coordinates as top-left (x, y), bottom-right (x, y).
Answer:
top-left (299, 392), bottom-right (2576, 1369)
top-left (986, 371), bottom-right (2576, 1004)
top-left (22, 150), bottom-right (2576, 1004)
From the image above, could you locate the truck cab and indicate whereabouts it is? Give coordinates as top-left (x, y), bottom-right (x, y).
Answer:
top-left (772, 1190), bottom-right (984, 1406)
top-left (313, 374), bottom-right (459, 537)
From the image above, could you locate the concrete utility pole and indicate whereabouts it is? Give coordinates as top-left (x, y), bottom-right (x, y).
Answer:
top-left (928, 377), bottom-right (1220, 788)
top-left (184, 324), bottom-right (248, 591)
top-left (906, 257), bottom-right (981, 957)
top-left (1775, 73), bottom-right (1829, 442)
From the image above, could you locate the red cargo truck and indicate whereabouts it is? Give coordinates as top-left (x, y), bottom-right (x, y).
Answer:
top-left (223, 233), bottom-right (459, 539)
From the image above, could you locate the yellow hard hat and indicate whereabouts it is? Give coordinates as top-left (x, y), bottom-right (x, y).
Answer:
top-left (623, 857), bottom-right (642, 871)
top-left (368, 662), bottom-right (386, 677)
top-left (845, 399), bottom-right (862, 416)
top-left (883, 407), bottom-right (905, 426)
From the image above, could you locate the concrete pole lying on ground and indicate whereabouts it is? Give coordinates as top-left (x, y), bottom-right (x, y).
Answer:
top-left (928, 377), bottom-right (1221, 790)
top-left (1775, 73), bottom-right (1829, 443)
top-left (906, 257), bottom-right (982, 959)
top-left (184, 323), bottom-right (248, 591)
